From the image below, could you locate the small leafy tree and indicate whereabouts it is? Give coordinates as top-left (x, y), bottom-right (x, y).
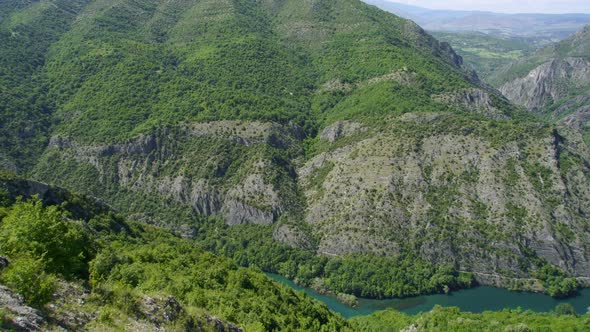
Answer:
top-left (0, 196), bottom-right (94, 278)
top-left (0, 255), bottom-right (56, 307)
top-left (554, 303), bottom-right (576, 316)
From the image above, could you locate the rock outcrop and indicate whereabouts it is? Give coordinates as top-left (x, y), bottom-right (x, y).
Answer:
top-left (500, 58), bottom-right (590, 112)
top-left (0, 285), bottom-right (47, 331)
top-left (37, 121), bottom-right (302, 228)
top-left (0, 257), bottom-right (8, 271)
top-left (433, 88), bottom-right (509, 119)
top-left (298, 113), bottom-right (590, 280)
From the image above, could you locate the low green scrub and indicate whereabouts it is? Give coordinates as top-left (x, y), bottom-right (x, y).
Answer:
top-left (534, 264), bottom-right (580, 298)
top-left (0, 195), bottom-right (348, 330)
top-left (197, 221), bottom-right (474, 299)
top-left (0, 197), bottom-right (95, 278)
top-left (351, 305), bottom-right (590, 331)
top-left (0, 255), bottom-right (56, 307)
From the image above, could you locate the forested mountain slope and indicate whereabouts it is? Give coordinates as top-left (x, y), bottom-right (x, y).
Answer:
top-left (1, 0), bottom-right (590, 299)
top-left (494, 26), bottom-right (590, 145)
top-left (0, 172), bottom-right (349, 330)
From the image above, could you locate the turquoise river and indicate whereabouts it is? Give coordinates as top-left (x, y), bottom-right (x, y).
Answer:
top-left (266, 273), bottom-right (590, 318)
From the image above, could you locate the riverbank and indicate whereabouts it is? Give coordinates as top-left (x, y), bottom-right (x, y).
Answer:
top-left (266, 273), bottom-right (590, 318)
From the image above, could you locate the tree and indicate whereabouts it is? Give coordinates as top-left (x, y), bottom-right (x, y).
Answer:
top-left (0, 196), bottom-right (94, 278)
top-left (554, 303), bottom-right (576, 316)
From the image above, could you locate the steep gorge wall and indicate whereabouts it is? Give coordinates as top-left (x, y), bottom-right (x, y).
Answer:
top-left (32, 115), bottom-right (590, 284)
top-left (34, 121), bottom-right (303, 227)
top-left (298, 114), bottom-right (590, 280)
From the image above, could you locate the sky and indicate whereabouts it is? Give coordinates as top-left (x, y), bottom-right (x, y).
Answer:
top-left (391, 0), bottom-right (590, 14)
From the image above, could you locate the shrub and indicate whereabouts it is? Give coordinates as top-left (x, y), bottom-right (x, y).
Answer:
top-left (0, 196), bottom-right (94, 278)
top-left (0, 255), bottom-right (56, 308)
top-left (554, 303), bottom-right (576, 316)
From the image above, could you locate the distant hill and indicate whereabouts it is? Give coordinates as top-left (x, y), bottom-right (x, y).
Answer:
top-left (494, 26), bottom-right (590, 144)
top-left (363, 0), bottom-right (590, 42)
top-left (430, 31), bottom-right (536, 80)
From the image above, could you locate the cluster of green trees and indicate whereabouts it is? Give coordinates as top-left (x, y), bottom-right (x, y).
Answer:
top-left (0, 0), bottom-right (87, 171)
top-left (351, 305), bottom-right (590, 331)
top-left (0, 194), bottom-right (348, 330)
top-left (197, 221), bottom-right (474, 299)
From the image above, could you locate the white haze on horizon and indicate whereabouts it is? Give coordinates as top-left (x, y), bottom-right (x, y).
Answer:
top-left (391, 0), bottom-right (590, 14)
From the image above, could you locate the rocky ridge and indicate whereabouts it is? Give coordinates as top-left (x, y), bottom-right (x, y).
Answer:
top-left (297, 113), bottom-right (590, 280)
top-left (500, 58), bottom-right (590, 112)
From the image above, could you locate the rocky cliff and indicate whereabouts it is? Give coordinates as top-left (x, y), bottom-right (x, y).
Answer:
top-left (32, 113), bottom-right (590, 286)
top-left (36, 121), bottom-right (303, 227)
top-left (495, 26), bottom-right (590, 141)
top-left (500, 58), bottom-right (590, 112)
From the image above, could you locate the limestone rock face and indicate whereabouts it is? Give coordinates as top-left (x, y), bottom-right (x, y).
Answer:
top-left (320, 121), bottom-right (367, 143)
top-left (299, 113), bottom-right (590, 279)
top-left (0, 285), bottom-right (46, 331)
top-left (37, 121), bottom-right (302, 228)
top-left (433, 88), bottom-right (509, 119)
top-left (34, 114), bottom-right (590, 285)
top-left (500, 58), bottom-right (590, 112)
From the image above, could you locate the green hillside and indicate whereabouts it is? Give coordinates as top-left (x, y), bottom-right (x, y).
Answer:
top-left (0, 0), bottom-right (90, 171)
top-left (0, 172), bottom-right (349, 331)
top-left (1, 0), bottom-right (590, 309)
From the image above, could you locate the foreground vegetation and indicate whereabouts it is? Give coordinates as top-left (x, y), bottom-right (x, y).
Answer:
top-left (0, 189), bottom-right (348, 330)
top-left (352, 305), bottom-right (590, 331)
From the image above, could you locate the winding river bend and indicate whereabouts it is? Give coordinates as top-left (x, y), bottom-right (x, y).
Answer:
top-left (266, 273), bottom-right (590, 318)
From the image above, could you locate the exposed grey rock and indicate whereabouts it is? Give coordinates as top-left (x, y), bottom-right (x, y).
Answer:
top-left (0, 285), bottom-right (46, 331)
top-left (222, 199), bottom-right (275, 225)
top-left (44, 122), bottom-right (299, 227)
top-left (558, 96), bottom-right (590, 130)
top-left (273, 224), bottom-right (313, 249)
top-left (141, 295), bottom-right (184, 325)
top-left (300, 113), bottom-right (590, 282)
top-left (0, 256), bottom-right (8, 271)
top-left (320, 121), bottom-right (367, 143)
top-left (433, 88), bottom-right (509, 119)
top-left (500, 58), bottom-right (590, 112)
top-left (205, 316), bottom-right (243, 332)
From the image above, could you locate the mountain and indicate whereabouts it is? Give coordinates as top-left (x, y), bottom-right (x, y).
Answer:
top-left (1, 0), bottom-right (590, 301)
top-left (495, 26), bottom-right (590, 144)
top-left (362, 0), bottom-right (590, 42)
top-left (361, 1), bottom-right (590, 84)
top-left (2, 173), bottom-right (589, 330)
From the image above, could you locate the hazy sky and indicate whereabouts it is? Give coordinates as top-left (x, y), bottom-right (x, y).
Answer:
top-left (392, 0), bottom-right (590, 14)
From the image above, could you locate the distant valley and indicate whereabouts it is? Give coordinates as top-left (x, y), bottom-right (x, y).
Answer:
top-left (363, 0), bottom-right (590, 42)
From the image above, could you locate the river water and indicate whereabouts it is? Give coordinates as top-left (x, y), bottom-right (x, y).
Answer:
top-left (266, 273), bottom-right (590, 318)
